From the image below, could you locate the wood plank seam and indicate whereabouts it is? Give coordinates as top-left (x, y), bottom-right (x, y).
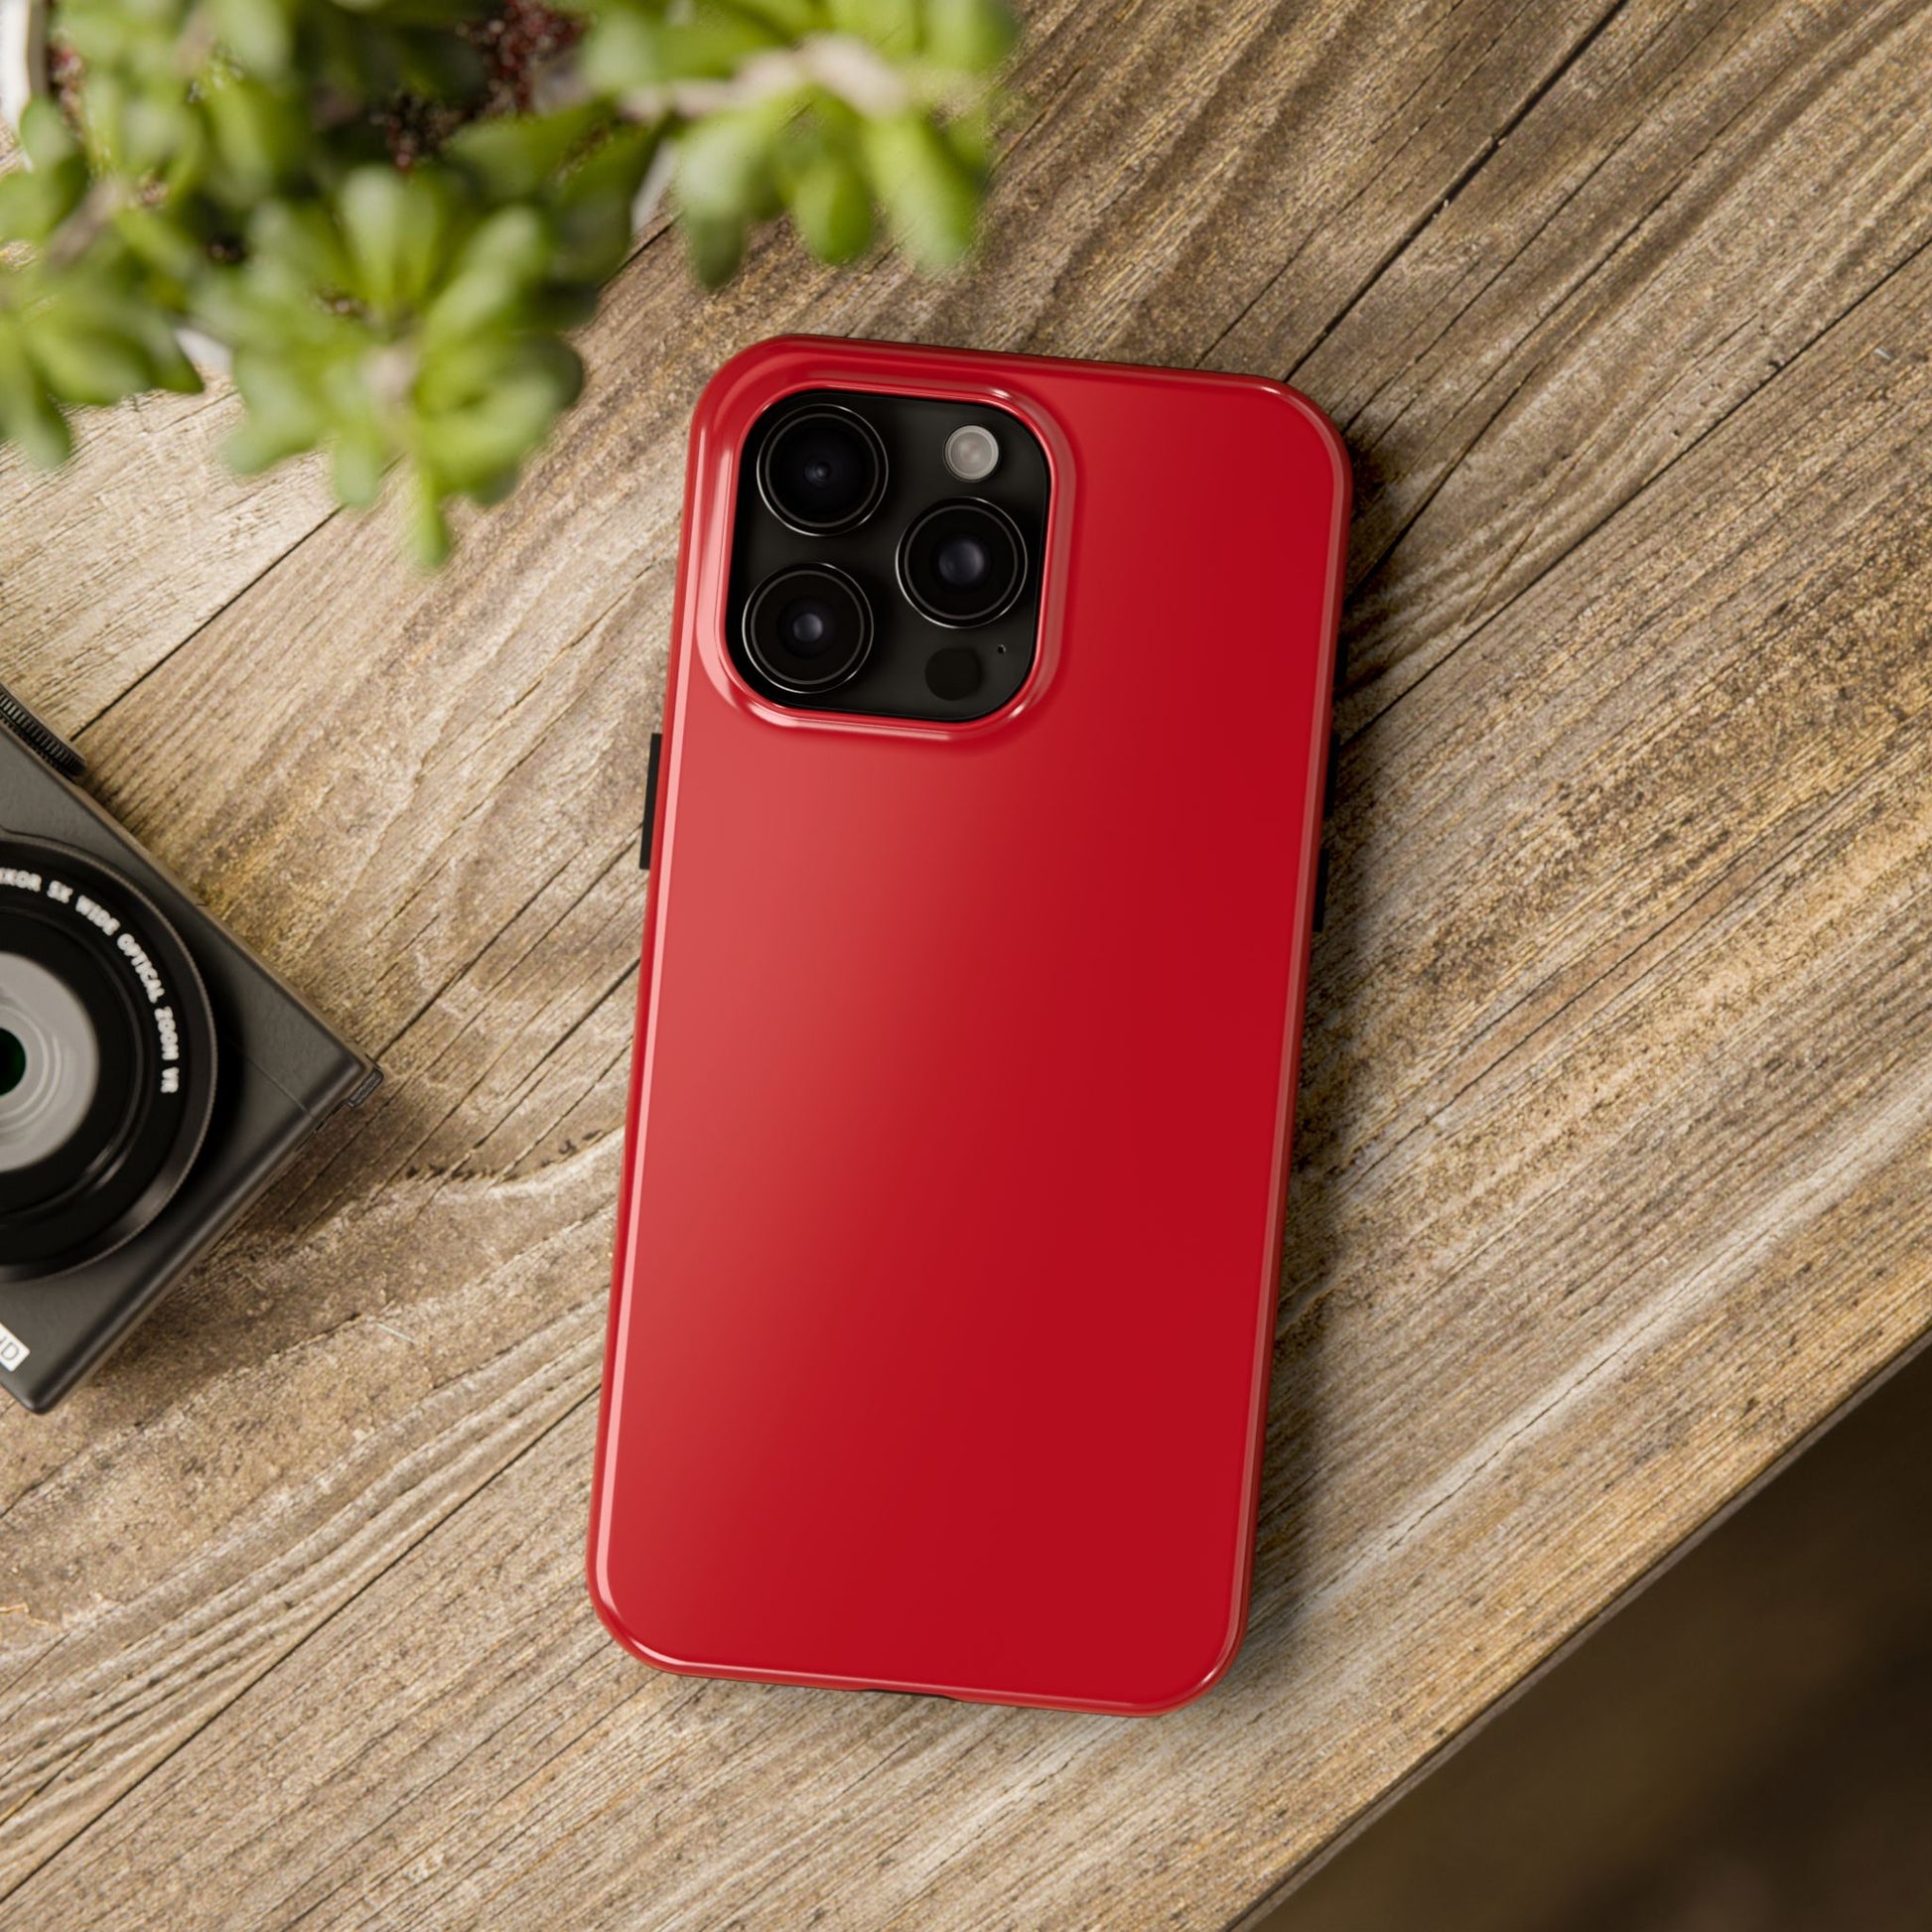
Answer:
top-left (1330, 615), bottom-right (1932, 1201)
top-left (272, 1650), bottom-right (664, 1930)
top-left (1342, 216), bottom-right (1932, 747)
top-left (1218, 1325), bottom-right (1932, 1932)
top-left (1330, 0), bottom-right (1761, 450)
top-left (1198, 0), bottom-right (1635, 370)
top-left (280, 836), bottom-right (640, 1225)
top-left (1441, 0), bottom-right (1917, 622)
top-left (0, 1337), bottom-right (609, 1904)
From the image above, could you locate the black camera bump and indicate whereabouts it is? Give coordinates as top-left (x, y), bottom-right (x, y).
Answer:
top-left (728, 390), bottom-right (1051, 725)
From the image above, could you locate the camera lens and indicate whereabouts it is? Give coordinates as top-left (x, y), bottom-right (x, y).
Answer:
top-left (758, 406), bottom-right (888, 534)
top-left (0, 837), bottom-right (217, 1283)
top-left (0, 956), bottom-right (100, 1174)
top-left (897, 500), bottom-right (1028, 627)
top-left (744, 566), bottom-right (875, 695)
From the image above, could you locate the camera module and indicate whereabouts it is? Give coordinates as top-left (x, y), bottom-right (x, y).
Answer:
top-left (897, 500), bottom-right (1028, 628)
top-left (728, 390), bottom-right (1050, 723)
top-left (759, 406), bottom-right (889, 534)
top-left (744, 565), bottom-right (876, 694)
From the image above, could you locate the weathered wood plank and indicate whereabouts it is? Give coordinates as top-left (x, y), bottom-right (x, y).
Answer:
top-left (2, 0), bottom-right (1930, 1925)
top-left (1285, 0), bottom-right (1932, 736)
top-left (0, 389), bottom-right (337, 734)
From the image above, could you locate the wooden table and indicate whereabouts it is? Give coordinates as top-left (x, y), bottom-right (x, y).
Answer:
top-left (4, 3), bottom-right (1930, 1925)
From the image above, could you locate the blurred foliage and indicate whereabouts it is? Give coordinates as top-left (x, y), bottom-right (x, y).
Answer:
top-left (0, 0), bottom-right (1016, 560)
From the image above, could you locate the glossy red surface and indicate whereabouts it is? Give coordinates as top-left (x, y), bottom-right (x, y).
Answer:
top-left (589, 337), bottom-right (1350, 1714)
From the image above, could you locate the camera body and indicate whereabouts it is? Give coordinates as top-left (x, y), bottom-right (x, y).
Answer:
top-left (0, 686), bottom-right (376, 1412)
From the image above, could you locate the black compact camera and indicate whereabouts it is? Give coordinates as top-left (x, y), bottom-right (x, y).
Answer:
top-left (0, 681), bottom-right (377, 1412)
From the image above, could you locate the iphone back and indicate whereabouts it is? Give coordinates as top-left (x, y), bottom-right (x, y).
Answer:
top-left (589, 336), bottom-right (1349, 1715)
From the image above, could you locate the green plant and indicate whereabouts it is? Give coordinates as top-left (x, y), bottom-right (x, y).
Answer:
top-left (0, 0), bottom-right (1017, 560)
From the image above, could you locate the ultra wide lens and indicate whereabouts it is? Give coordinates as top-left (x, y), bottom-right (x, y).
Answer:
top-left (897, 500), bottom-right (1028, 627)
top-left (744, 566), bottom-right (876, 694)
top-left (759, 407), bottom-right (888, 534)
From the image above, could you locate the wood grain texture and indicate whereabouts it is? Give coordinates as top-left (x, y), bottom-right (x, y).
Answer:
top-left (3, 1), bottom-right (1930, 1925)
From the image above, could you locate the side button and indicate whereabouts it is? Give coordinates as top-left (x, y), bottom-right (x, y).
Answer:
top-left (639, 732), bottom-right (663, 870)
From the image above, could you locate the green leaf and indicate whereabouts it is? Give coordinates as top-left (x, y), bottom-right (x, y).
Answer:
top-left (209, 0), bottom-right (295, 74)
top-left (17, 98), bottom-right (78, 171)
top-left (332, 422), bottom-right (391, 506)
top-left (205, 79), bottom-right (302, 194)
top-left (578, 11), bottom-right (662, 94)
top-left (861, 113), bottom-right (980, 270)
top-left (0, 325), bottom-right (73, 467)
top-left (248, 201), bottom-right (355, 294)
top-left (23, 322), bottom-right (152, 408)
top-left (391, 27), bottom-right (488, 102)
top-left (582, 11), bottom-right (772, 90)
top-left (681, 207), bottom-right (744, 286)
top-left (447, 105), bottom-right (608, 200)
top-left (675, 104), bottom-right (786, 221)
top-left (121, 92), bottom-right (201, 181)
top-left (112, 206), bottom-right (206, 283)
top-left (422, 207), bottom-right (553, 344)
top-left (827, 0), bottom-right (918, 52)
top-left (548, 123), bottom-right (660, 283)
top-left (228, 349), bottom-right (329, 455)
top-left (224, 411), bottom-right (312, 472)
top-left (338, 167), bottom-right (459, 316)
top-left (786, 149), bottom-right (873, 263)
top-left (721, 0), bottom-right (818, 37)
top-left (922, 0), bottom-right (1016, 72)
top-left (407, 475), bottom-right (452, 569)
top-left (0, 163), bottom-right (86, 244)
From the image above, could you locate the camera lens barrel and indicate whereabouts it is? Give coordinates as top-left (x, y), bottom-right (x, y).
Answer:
top-left (743, 565), bottom-right (877, 695)
top-left (758, 406), bottom-right (889, 535)
top-left (897, 500), bottom-right (1028, 628)
top-left (0, 838), bottom-right (217, 1282)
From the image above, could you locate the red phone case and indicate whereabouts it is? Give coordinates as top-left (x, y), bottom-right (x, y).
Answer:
top-left (589, 336), bottom-right (1349, 1715)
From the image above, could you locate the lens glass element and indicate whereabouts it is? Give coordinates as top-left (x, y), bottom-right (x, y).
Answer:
top-left (1, 836), bottom-right (219, 1282)
top-left (744, 566), bottom-right (876, 694)
top-left (898, 500), bottom-right (1027, 627)
top-left (0, 955), bottom-right (98, 1173)
top-left (759, 407), bottom-right (888, 533)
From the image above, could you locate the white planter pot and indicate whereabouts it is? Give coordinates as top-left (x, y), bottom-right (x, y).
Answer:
top-left (0, 0), bottom-right (47, 135)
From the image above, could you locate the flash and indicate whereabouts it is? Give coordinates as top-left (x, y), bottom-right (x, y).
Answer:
top-left (944, 424), bottom-right (1001, 483)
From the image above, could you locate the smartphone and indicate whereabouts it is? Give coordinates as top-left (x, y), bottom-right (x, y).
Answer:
top-left (588, 336), bottom-right (1349, 1715)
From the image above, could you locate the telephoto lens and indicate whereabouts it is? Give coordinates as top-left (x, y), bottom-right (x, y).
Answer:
top-left (758, 406), bottom-right (889, 534)
top-left (743, 566), bottom-right (876, 694)
top-left (897, 500), bottom-right (1028, 627)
